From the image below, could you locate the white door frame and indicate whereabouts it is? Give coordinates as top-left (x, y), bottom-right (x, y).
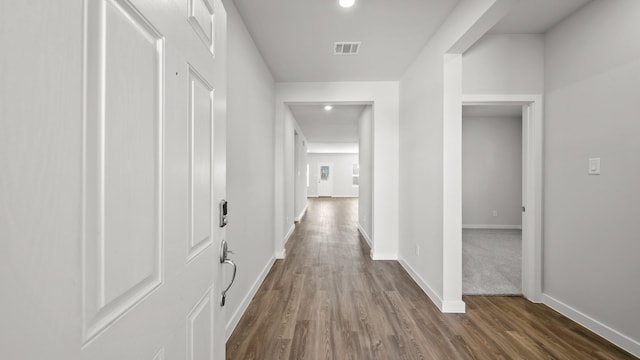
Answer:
top-left (461, 94), bottom-right (543, 302)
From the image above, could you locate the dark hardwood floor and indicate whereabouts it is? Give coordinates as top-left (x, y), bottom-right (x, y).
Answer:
top-left (226, 198), bottom-right (635, 359)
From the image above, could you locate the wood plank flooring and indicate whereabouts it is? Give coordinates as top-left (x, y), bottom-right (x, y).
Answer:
top-left (226, 198), bottom-right (635, 359)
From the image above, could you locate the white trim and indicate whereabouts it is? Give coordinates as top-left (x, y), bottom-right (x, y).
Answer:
top-left (225, 256), bottom-right (275, 341)
top-left (295, 204), bottom-right (307, 222)
top-left (399, 257), bottom-right (466, 313)
top-left (307, 195), bottom-right (319, 198)
top-left (283, 224), bottom-right (295, 246)
top-left (542, 294), bottom-right (640, 358)
top-left (442, 300), bottom-right (466, 313)
top-left (460, 94), bottom-right (544, 303)
top-left (399, 258), bottom-right (455, 313)
top-left (357, 223), bottom-right (372, 248)
top-left (275, 248), bottom-right (286, 259)
top-left (371, 252), bottom-right (397, 260)
top-left (462, 224), bottom-right (522, 230)
top-left (275, 225), bottom-right (294, 259)
top-left (442, 54), bottom-right (464, 311)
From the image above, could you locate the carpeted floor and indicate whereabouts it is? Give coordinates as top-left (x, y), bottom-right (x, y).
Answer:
top-left (463, 229), bottom-right (522, 295)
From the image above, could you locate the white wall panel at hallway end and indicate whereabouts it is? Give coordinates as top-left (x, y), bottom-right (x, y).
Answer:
top-left (308, 153), bottom-right (359, 198)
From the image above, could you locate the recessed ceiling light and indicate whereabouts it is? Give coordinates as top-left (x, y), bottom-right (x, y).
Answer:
top-left (339, 0), bottom-right (355, 8)
top-left (324, 105), bottom-right (333, 111)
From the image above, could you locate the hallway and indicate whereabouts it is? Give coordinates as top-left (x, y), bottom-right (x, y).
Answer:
top-left (226, 198), bottom-right (633, 359)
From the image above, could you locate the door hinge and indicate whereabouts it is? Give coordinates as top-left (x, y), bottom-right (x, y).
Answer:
top-left (522, 206), bottom-right (526, 213)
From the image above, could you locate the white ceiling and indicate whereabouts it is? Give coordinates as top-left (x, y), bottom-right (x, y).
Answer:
top-left (233, 0), bottom-right (592, 82)
top-left (490, 0), bottom-right (591, 34)
top-left (289, 104), bottom-right (366, 143)
top-left (232, 0), bottom-right (459, 82)
top-left (463, 105), bottom-right (522, 118)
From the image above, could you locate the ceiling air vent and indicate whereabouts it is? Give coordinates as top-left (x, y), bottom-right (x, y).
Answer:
top-left (334, 42), bottom-right (361, 55)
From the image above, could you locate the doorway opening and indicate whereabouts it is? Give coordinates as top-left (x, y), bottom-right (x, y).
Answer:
top-left (460, 94), bottom-right (543, 302)
top-left (461, 104), bottom-right (523, 295)
top-left (284, 103), bottom-right (373, 251)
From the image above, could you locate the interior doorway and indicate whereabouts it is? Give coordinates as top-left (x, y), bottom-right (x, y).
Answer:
top-left (282, 103), bottom-right (373, 254)
top-left (460, 94), bottom-right (543, 302)
top-left (461, 105), bottom-right (523, 295)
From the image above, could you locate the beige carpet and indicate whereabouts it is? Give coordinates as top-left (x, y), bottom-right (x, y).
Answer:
top-left (462, 229), bottom-right (522, 295)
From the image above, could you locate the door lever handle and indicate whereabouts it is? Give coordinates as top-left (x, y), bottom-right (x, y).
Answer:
top-left (220, 258), bottom-right (236, 306)
top-left (219, 240), bottom-right (237, 306)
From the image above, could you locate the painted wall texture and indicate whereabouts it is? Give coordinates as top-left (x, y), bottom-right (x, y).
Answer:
top-left (543, 0), bottom-right (640, 352)
top-left (462, 116), bottom-right (522, 227)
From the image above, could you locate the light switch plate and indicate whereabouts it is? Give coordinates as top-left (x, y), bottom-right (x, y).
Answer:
top-left (588, 158), bottom-right (601, 175)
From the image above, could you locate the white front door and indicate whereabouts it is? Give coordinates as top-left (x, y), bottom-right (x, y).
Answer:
top-left (317, 163), bottom-right (334, 197)
top-left (0, 0), bottom-right (227, 358)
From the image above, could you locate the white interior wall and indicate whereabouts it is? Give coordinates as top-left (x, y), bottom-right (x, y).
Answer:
top-left (398, 0), bottom-right (513, 313)
top-left (224, 0), bottom-right (277, 339)
top-left (358, 106), bottom-right (374, 243)
top-left (462, 116), bottom-right (522, 228)
top-left (275, 82), bottom-right (398, 260)
top-left (543, 0), bottom-right (640, 355)
top-left (462, 34), bottom-right (544, 94)
top-left (307, 153), bottom-right (359, 198)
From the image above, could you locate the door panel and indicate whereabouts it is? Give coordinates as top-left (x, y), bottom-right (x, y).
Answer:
top-left (187, 288), bottom-right (215, 360)
top-left (83, 0), bottom-right (166, 343)
top-left (188, 0), bottom-right (215, 54)
top-left (188, 66), bottom-right (215, 261)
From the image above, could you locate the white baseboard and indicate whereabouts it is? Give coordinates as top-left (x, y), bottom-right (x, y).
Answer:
top-left (462, 224), bottom-right (522, 230)
top-left (542, 294), bottom-right (640, 357)
top-left (330, 195), bottom-right (359, 198)
top-left (442, 300), bottom-right (466, 313)
top-left (399, 258), bottom-right (447, 313)
top-left (307, 195), bottom-right (318, 198)
top-left (371, 252), bottom-right (397, 260)
top-left (225, 256), bottom-right (275, 341)
top-left (283, 224), bottom-right (295, 245)
top-left (295, 205), bottom-right (308, 222)
top-left (275, 225), bottom-right (295, 260)
top-left (357, 223), bottom-right (372, 248)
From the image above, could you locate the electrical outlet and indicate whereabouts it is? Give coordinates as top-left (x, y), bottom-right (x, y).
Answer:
top-left (492, 210), bottom-right (498, 217)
